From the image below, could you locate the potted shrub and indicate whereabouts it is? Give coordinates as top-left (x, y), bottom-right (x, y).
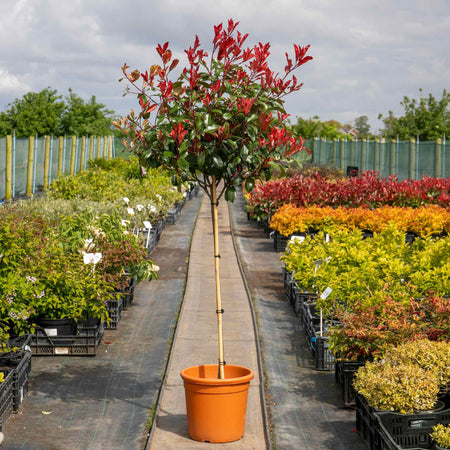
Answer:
top-left (354, 339), bottom-right (450, 414)
top-left (431, 424), bottom-right (450, 450)
top-left (116, 19), bottom-right (312, 442)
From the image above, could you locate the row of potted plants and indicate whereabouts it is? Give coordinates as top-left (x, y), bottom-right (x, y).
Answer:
top-left (245, 170), bottom-right (450, 223)
top-left (270, 204), bottom-right (450, 239)
top-left (0, 156), bottom-right (198, 428)
top-left (278, 224), bottom-right (450, 448)
top-left (0, 157), bottom-right (177, 347)
top-left (282, 226), bottom-right (450, 317)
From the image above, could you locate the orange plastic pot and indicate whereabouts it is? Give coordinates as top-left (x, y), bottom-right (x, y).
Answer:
top-left (180, 364), bottom-right (254, 443)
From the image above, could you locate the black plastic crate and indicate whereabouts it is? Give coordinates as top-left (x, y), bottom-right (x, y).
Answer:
top-left (282, 267), bottom-right (293, 301)
top-left (301, 302), bottom-right (317, 348)
top-left (120, 276), bottom-right (136, 310)
top-left (0, 342), bottom-right (30, 414)
top-left (292, 287), bottom-right (317, 318)
top-left (1, 348), bottom-right (32, 413)
top-left (375, 404), bottom-right (450, 450)
top-left (105, 297), bottom-right (123, 330)
top-left (165, 208), bottom-right (179, 225)
top-left (335, 359), bottom-right (367, 407)
top-left (356, 394), bottom-right (385, 450)
top-left (29, 322), bottom-right (104, 356)
top-left (311, 335), bottom-right (334, 371)
top-left (273, 231), bottom-right (291, 252)
top-left (0, 369), bottom-right (14, 431)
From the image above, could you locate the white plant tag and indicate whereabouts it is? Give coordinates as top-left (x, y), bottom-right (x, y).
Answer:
top-left (83, 252), bottom-right (102, 265)
top-left (55, 348), bottom-right (69, 355)
top-left (320, 286), bottom-right (332, 300)
top-left (290, 235), bottom-right (305, 244)
top-left (44, 328), bottom-right (57, 337)
top-left (143, 221), bottom-right (152, 229)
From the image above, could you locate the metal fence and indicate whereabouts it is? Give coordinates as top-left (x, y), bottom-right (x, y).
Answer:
top-left (0, 135), bottom-right (117, 201)
top-left (302, 137), bottom-right (449, 180)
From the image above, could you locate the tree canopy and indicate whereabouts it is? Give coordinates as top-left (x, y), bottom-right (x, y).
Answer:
top-left (0, 87), bottom-right (116, 137)
top-left (289, 116), bottom-right (348, 140)
top-left (378, 89), bottom-right (450, 141)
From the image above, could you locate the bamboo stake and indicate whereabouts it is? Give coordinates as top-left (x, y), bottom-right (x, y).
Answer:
top-left (211, 178), bottom-right (225, 379)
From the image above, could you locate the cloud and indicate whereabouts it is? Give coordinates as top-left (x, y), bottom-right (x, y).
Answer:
top-left (0, 0), bottom-right (448, 132)
top-left (0, 68), bottom-right (31, 95)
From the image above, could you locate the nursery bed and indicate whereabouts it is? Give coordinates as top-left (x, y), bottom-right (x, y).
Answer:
top-left (2, 192), bottom-right (203, 449)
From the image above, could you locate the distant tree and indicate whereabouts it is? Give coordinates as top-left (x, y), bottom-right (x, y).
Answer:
top-left (289, 116), bottom-right (347, 139)
top-left (1, 87), bottom-right (65, 137)
top-left (0, 111), bottom-right (11, 136)
top-left (61, 89), bottom-right (116, 136)
top-left (0, 87), bottom-right (116, 137)
top-left (378, 89), bottom-right (450, 140)
top-left (354, 115), bottom-right (371, 138)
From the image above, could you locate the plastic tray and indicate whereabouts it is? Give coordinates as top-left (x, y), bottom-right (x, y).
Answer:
top-left (29, 322), bottom-right (104, 356)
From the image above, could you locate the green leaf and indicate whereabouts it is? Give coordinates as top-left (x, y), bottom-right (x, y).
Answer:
top-left (245, 179), bottom-right (255, 192)
top-left (212, 155), bottom-right (224, 168)
top-left (197, 151), bottom-right (206, 169)
top-left (205, 124), bottom-right (220, 133)
top-left (224, 186), bottom-right (236, 202)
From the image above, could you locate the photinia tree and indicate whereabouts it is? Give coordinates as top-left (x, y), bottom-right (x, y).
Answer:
top-left (116, 19), bottom-right (312, 378)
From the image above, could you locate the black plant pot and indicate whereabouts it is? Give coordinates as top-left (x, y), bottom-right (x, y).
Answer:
top-left (35, 318), bottom-right (75, 336)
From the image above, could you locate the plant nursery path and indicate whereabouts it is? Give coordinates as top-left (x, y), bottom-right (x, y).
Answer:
top-left (147, 191), bottom-right (268, 449)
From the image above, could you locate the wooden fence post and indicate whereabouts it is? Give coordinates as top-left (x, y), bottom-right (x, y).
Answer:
top-left (26, 136), bottom-right (35, 197)
top-left (89, 135), bottom-right (94, 160)
top-left (80, 136), bottom-right (86, 171)
top-left (108, 136), bottom-right (113, 160)
top-left (70, 136), bottom-right (76, 175)
top-left (97, 136), bottom-right (102, 158)
top-left (43, 135), bottom-right (50, 191)
top-left (5, 135), bottom-right (13, 201)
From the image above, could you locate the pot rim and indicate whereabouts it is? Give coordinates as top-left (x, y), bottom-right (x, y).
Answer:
top-left (180, 364), bottom-right (254, 385)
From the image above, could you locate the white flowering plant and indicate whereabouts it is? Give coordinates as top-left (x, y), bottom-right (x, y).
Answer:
top-left (0, 246), bottom-right (113, 336)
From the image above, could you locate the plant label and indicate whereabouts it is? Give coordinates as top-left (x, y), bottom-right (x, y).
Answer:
top-left (55, 348), bottom-right (69, 355)
top-left (320, 286), bottom-right (332, 300)
top-left (83, 252), bottom-right (102, 265)
top-left (44, 328), bottom-right (58, 336)
top-left (143, 221), bottom-right (152, 229)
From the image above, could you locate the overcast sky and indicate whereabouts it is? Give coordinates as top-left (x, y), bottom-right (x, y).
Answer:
top-left (0, 0), bottom-right (448, 134)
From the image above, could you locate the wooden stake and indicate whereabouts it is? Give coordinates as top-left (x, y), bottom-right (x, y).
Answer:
top-left (211, 178), bottom-right (225, 379)
top-left (5, 135), bottom-right (12, 201)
